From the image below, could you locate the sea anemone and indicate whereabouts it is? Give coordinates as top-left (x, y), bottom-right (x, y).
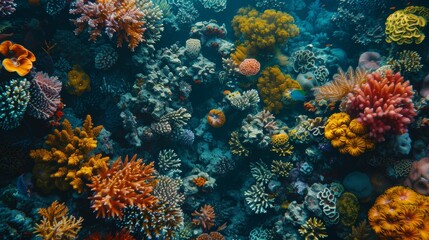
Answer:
top-left (207, 109), bottom-right (226, 128)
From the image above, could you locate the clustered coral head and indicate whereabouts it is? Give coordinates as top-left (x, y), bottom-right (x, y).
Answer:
top-left (343, 70), bottom-right (416, 142)
top-left (0, 40), bottom-right (36, 76)
top-left (239, 58), bottom-right (260, 76)
top-left (88, 155), bottom-right (157, 219)
top-left (368, 186), bottom-right (429, 239)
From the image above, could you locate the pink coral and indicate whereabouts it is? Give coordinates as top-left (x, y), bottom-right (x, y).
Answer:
top-left (358, 52), bottom-right (381, 71)
top-left (28, 72), bottom-right (62, 120)
top-left (404, 157), bottom-right (429, 196)
top-left (70, 0), bottom-right (146, 51)
top-left (343, 70), bottom-right (416, 142)
top-left (239, 58), bottom-right (261, 76)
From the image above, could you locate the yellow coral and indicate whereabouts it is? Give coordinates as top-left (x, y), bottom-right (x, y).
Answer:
top-left (30, 115), bottom-right (109, 193)
top-left (257, 66), bottom-right (301, 113)
top-left (270, 132), bottom-right (293, 156)
top-left (34, 201), bottom-right (83, 240)
top-left (67, 65), bottom-right (91, 96)
top-left (324, 113), bottom-right (374, 157)
top-left (230, 44), bottom-right (254, 65)
top-left (385, 7), bottom-right (427, 45)
top-left (271, 133), bottom-right (289, 146)
top-left (232, 7), bottom-right (299, 51)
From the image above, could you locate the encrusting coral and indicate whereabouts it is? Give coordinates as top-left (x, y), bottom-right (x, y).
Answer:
top-left (257, 66), bottom-right (301, 113)
top-left (30, 115), bottom-right (109, 193)
top-left (88, 155), bottom-right (157, 219)
top-left (324, 112), bottom-right (374, 157)
top-left (34, 201), bottom-right (84, 240)
top-left (368, 186), bottom-right (429, 239)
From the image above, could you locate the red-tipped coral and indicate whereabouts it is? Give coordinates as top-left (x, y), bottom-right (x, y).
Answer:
top-left (88, 155), bottom-right (157, 219)
top-left (70, 0), bottom-right (146, 51)
top-left (343, 70), bottom-right (416, 142)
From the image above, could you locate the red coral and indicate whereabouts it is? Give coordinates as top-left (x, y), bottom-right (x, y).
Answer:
top-left (70, 0), bottom-right (146, 51)
top-left (88, 155), bottom-right (157, 219)
top-left (343, 70), bottom-right (416, 142)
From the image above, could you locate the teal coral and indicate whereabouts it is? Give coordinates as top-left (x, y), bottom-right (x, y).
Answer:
top-left (0, 78), bottom-right (30, 130)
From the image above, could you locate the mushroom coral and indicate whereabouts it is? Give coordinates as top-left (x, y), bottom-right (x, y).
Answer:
top-left (0, 40), bottom-right (36, 76)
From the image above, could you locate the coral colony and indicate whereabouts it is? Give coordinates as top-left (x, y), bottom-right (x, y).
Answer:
top-left (1, 0), bottom-right (429, 240)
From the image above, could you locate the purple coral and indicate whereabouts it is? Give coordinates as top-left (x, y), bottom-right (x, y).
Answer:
top-left (0, 0), bottom-right (16, 16)
top-left (28, 72), bottom-right (62, 120)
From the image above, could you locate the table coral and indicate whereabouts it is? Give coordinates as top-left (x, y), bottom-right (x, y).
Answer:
top-left (30, 115), bottom-right (109, 193)
top-left (70, 0), bottom-right (146, 51)
top-left (343, 69), bottom-right (416, 142)
top-left (257, 66), bottom-right (301, 113)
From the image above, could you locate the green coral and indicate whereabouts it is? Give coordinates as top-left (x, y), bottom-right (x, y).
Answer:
top-left (337, 192), bottom-right (360, 227)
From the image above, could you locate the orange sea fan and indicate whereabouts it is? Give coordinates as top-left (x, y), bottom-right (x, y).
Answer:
top-left (88, 155), bottom-right (157, 219)
top-left (313, 67), bottom-right (367, 103)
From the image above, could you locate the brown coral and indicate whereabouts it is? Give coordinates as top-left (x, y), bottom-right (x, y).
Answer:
top-left (34, 201), bottom-right (83, 240)
top-left (88, 155), bottom-right (157, 219)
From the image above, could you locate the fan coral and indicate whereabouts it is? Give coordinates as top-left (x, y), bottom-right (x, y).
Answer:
top-left (0, 78), bottom-right (30, 130)
top-left (239, 58), bottom-right (261, 76)
top-left (313, 67), bottom-right (367, 103)
top-left (257, 66), bottom-right (301, 113)
top-left (232, 7), bottom-right (299, 50)
top-left (324, 112), bottom-right (374, 157)
top-left (70, 0), bottom-right (146, 51)
top-left (0, 40), bottom-right (36, 76)
top-left (67, 65), bottom-right (91, 96)
top-left (298, 217), bottom-right (328, 240)
top-left (385, 6), bottom-right (428, 45)
top-left (207, 109), bottom-right (226, 128)
top-left (28, 72), bottom-right (62, 120)
top-left (88, 155), bottom-right (157, 219)
top-left (192, 204), bottom-right (216, 231)
top-left (343, 70), bottom-right (416, 142)
top-left (34, 201), bottom-right (83, 240)
top-left (30, 115), bottom-right (109, 193)
top-left (368, 186), bottom-right (429, 239)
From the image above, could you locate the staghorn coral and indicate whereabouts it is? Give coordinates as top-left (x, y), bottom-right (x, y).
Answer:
top-left (244, 184), bottom-right (274, 214)
top-left (343, 70), bottom-right (416, 142)
top-left (324, 112), bottom-right (374, 157)
top-left (70, 0), bottom-right (146, 51)
top-left (157, 149), bottom-right (181, 176)
top-left (250, 162), bottom-right (272, 185)
top-left (385, 6), bottom-right (428, 45)
top-left (232, 7), bottom-right (299, 51)
top-left (192, 204), bottom-right (216, 231)
top-left (229, 131), bottom-right (250, 156)
top-left (0, 78), bottom-right (30, 130)
top-left (368, 186), bottom-right (429, 239)
top-left (28, 72), bottom-right (62, 120)
top-left (34, 201), bottom-right (83, 240)
top-left (159, 107), bottom-right (192, 128)
top-left (313, 67), bottom-right (367, 103)
top-left (298, 217), bottom-right (328, 240)
top-left (88, 155), bottom-right (157, 219)
top-left (257, 66), bottom-right (301, 113)
top-left (30, 115), bottom-right (109, 193)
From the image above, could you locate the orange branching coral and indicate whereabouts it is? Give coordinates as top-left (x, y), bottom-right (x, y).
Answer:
top-left (0, 40), bottom-right (36, 76)
top-left (313, 67), bottom-right (367, 103)
top-left (193, 176), bottom-right (208, 187)
top-left (88, 155), bottom-right (157, 219)
top-left (232, 7), bottom-right (299, 51)
top-left (70, 0), bottom-right (146, 50)
top-left (67, 65), bottom-right (91, 96)
top-left (368, 186), bottom-right (429, 240)
top-left (30, 115), bottom-right (109, 193)
top-left (192, 204), bottom-right (216, 231)
top-left (257, 66), bottom-right (301, 113)
top-left (324, 112), bottom-right (374, 157)
top-left (34, 201), bottom-right (84, 240)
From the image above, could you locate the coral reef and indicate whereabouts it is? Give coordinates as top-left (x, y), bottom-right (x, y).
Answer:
top-left (0, 78), bottom-right (30, 130)
top-left (27, 72), bottom-right (62, 120)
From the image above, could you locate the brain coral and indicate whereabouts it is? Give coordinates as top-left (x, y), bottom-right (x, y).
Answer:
top-left (385, 7), bottom-right (428, 44)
